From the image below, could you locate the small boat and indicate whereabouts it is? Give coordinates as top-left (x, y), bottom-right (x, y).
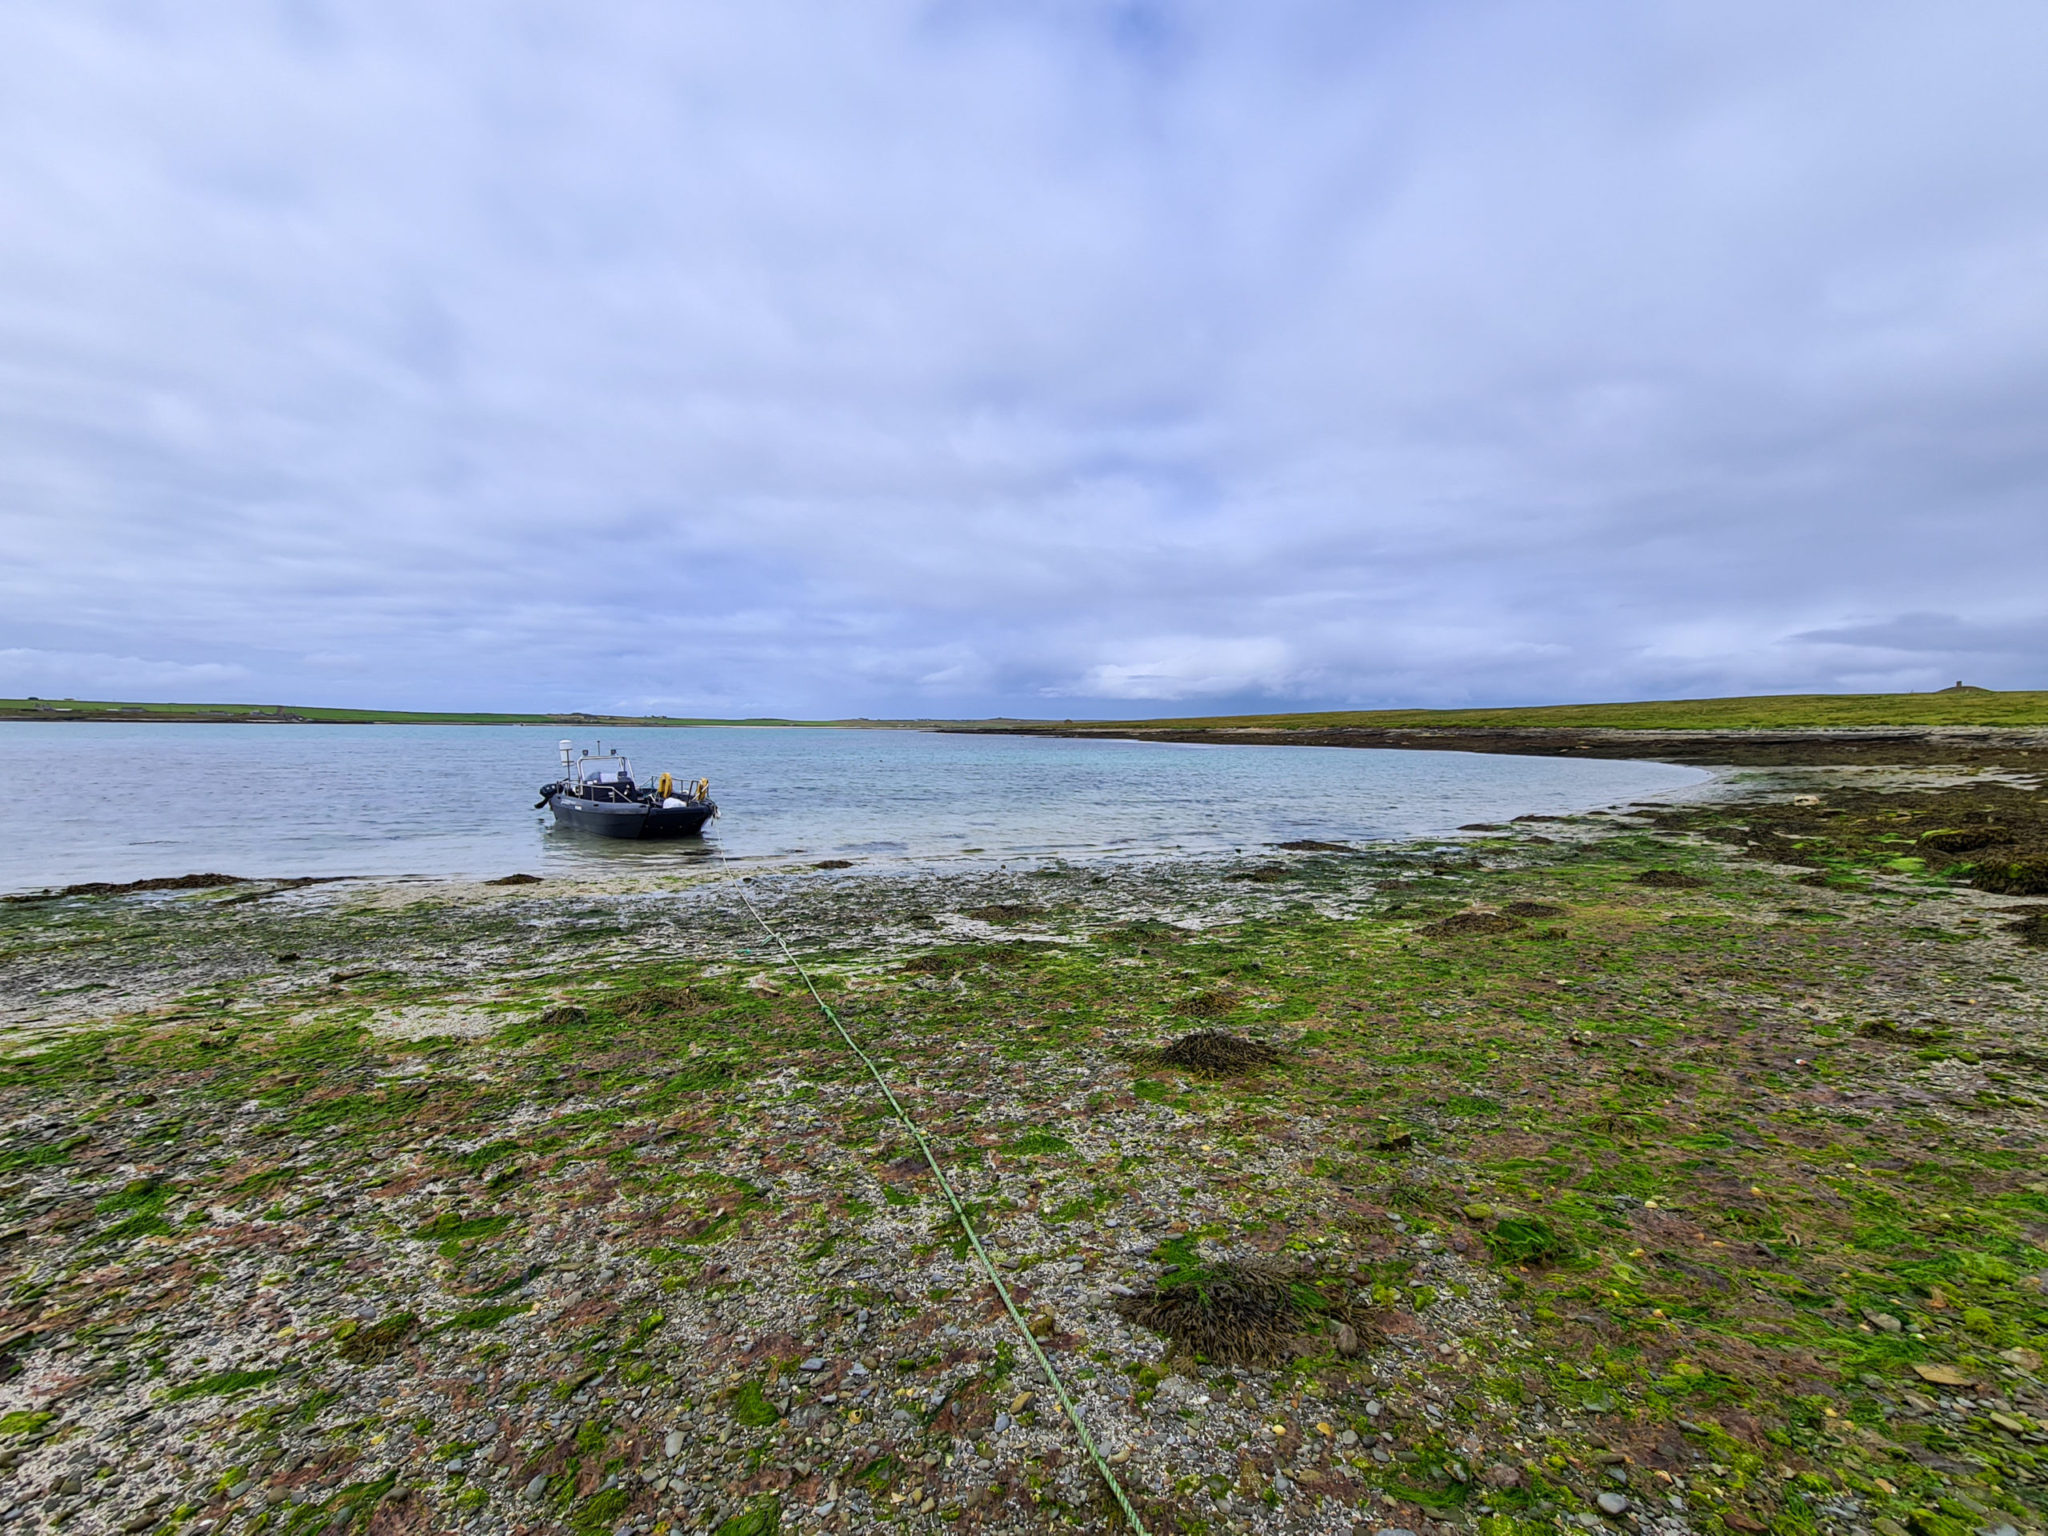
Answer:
top-left (537, 740), bottom-right (717, 839)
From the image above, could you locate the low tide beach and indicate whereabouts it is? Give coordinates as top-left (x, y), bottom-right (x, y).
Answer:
top-left (0, 740), bottom-right (2043, 1536)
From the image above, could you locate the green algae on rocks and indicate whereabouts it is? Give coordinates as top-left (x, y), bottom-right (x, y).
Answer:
top-left (0, 766), bottom-right (2041, 1536)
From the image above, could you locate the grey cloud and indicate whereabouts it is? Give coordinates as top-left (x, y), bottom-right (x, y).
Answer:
top-left (0, 2), bottom-right (2044, 715)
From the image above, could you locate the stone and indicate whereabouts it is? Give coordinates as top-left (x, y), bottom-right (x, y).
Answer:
top-left (664, 1430), bottom-right (684, 1457)
top-left (1596, 1493), bottom-right (1630, 1516)
top-left (800, 1357), bottom-right (825, 1372)
top-left (1484, 1464), bottom-right (1521, 1489)
top-left (523, 1474), bottom-right (547, 1499)
top-left (1336, 1323), bottom-right (1362, 1356)
top-left (1913, 1363), bottom-right (1973, 1387)
top-left (1337, 1429), bottom-right (1359, 1446)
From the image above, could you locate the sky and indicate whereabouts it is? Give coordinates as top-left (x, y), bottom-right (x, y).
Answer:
top-left (1, 2), bottom-right (2045, 719)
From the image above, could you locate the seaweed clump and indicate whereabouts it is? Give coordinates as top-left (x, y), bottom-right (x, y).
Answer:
top-left (1919, 827), bottom-right (2006, 854)
top-left (1971, 857), bottom-right (2048, 896)
top-left (611, 986), bottom-right (709, 1021)
top-left (900, 944), bottom-right (1035, 976)
top-left (1484, 1216), bottom-right (1575, 1266)
top-left (1634, 869), bottom-right (1707, 889)
top-left (1418, 912), bottom-right (1525, 938)
top-left (2010, 910), bottom-right (2048, 947)
top-left (1115, 1258), bottom-right (1347, 1365)
top-left (4, 872), bottom-right (245, 904)
top-left (334, 1312), bottom-right (419, 1366)
top-left (962, 904), bottom-right (1042, 924)
top-left (1503, 901), bottom-right (1564, 918)
top-left (1157, 1031), bottom-right (1280, 1074)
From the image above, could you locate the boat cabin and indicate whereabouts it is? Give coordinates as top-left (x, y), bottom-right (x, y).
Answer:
top-left (562, 751), bottom-right (638, 802)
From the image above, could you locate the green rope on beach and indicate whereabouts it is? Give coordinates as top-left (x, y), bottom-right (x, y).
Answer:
top-left (721, 863), bottom-right (1150, 1535)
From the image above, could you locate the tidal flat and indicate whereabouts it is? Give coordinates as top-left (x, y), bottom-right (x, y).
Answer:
top-left (0, 767), bottom-right (2043, 1536)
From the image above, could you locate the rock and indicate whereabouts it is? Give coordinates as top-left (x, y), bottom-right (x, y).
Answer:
top-left (1997, 1347), bottom-right (2042, 1371)
top-left (1913, 1363), bottom-right (1974, 1387)
top-left (1484, 1463), bottom-right (1521, 1489)
top-left (1271, 1472), bottom-right (1292, 1497)
top-left (1336, 1323), bottom-right (1361, 1356)
top-left (1596, 1493), bottom-right (1630, 1516)
top-left (800, 1357), bottom-right (825, 1372)
top-left (1372, 1528), bottom-right (1419, 1536)
top-left (523, 1474), bottom-right (547, 1499)
top-left (664, 1430), bottom-right (684, 1457)
top-left (1872, 1520), bottom-right (1911, 1536)
top-left (1867, 1312), bottom-right (1903, 1332)
top-left (1337, 1429), bottom-right (1358, 1446)
top-left (1010, 1391), bottom-right (1034, 1414)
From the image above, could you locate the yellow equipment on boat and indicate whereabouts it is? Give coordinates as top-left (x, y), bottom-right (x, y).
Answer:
top-left (655, 772), bottom-right (673, 799)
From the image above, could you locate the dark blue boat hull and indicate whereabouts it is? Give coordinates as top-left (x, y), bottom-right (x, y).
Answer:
top-left (547, 794), bottom-right (716, 839)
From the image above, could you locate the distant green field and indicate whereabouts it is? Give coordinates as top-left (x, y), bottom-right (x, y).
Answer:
top-left (2, 688), bottom-right (2043, 731)
top-left (1032, 688), bottom-right (2048, 732)
top-left (0, 698), bottom-right (820, 727)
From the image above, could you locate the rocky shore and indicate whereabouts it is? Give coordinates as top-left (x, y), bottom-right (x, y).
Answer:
top-left (0, 754), bottom-right (2043, 1536)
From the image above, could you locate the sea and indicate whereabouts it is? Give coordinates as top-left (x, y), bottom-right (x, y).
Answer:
top-left (0, 723), bottom-right (1711, 893)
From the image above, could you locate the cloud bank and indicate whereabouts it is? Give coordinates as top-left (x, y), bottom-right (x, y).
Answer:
top-left (1, 2), bottom-right (2044, 715)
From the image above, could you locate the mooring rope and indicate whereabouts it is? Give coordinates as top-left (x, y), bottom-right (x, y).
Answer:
top-left (719, 857), bottom-right (1150, 1534)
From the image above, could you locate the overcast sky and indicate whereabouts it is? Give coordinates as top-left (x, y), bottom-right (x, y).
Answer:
top-left (1, 3), bottom-right (2044, 717)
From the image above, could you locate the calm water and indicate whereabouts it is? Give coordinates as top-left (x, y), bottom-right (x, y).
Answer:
top-left (0, 723), bottom-right (1708, 892)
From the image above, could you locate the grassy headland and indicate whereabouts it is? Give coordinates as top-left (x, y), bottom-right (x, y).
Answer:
top-left (0, 760), bottom-right (2042, 1536)
top-left (992, 689), bottom-right (2048, 733)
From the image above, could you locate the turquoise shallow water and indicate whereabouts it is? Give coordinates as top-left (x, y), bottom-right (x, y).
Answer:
top-left (0, 723), bottom-right (1708, 891)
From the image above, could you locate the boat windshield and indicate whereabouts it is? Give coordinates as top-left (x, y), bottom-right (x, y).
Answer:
top-left (575, 755), bottom-right (632, 784)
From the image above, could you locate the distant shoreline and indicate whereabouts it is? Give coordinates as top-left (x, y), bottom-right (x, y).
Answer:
top-left (4, 685), bottom-right (2045, 736)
